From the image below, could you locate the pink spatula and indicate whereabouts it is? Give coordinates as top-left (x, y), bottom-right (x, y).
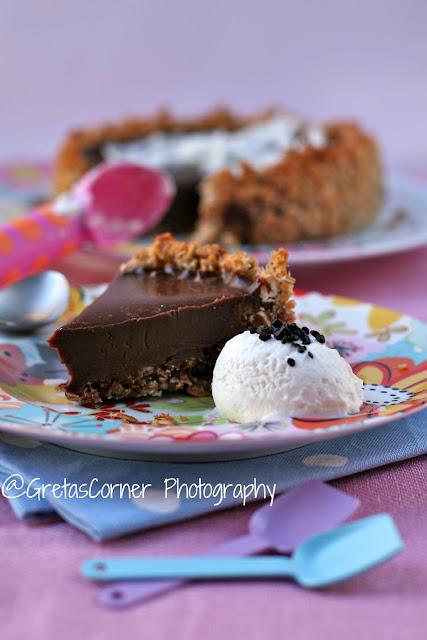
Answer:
top-left (99, 480), bottom-right (359, 608)
top-left (73, 162), bottom-right (174, 247)
top-left (0, 162), bottom-right (175, 288)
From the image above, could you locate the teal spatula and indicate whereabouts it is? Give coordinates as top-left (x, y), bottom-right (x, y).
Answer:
top-left (81, 513), bottom-right (403, 589)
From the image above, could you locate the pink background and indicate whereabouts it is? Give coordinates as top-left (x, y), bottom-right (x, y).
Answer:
top-left (2, 3), bottom-right (427, 637)
top-left (1, 0), bottom-right (427, 169)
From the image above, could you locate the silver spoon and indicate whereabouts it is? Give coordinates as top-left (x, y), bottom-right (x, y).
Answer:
top-left (0, 271), bottom-right (70, 332)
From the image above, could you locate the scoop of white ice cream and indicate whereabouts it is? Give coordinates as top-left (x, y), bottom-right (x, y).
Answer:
top-left (212, 329), bottom-right (363, 423)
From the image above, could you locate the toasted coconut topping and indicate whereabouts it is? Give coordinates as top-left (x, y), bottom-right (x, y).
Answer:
top-left (120, 233), bottom-right (295, 323)
top-left (121, 233), bottom-right (226, 275)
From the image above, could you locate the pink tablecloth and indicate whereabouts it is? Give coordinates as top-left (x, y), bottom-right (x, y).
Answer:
top-left (1, 245), bottom-right (427, 640)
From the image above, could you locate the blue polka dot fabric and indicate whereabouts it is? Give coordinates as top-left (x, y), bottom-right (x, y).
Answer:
top-left (0, 410), bottom-right (426, 540)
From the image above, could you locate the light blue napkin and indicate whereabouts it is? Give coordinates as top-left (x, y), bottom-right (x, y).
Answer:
top-left (0, 410), bottom-right (426, 541)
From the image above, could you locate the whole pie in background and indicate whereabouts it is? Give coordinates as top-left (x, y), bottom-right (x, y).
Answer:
top-left (53, 107), bottom-right (383, 245)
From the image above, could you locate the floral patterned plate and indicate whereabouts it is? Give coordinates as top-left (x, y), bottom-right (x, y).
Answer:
top-left (0, 290), bottom-right (426, 460)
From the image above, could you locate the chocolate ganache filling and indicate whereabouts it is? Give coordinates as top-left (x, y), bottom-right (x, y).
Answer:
top-left (49, 270), bottom-right (261, 402)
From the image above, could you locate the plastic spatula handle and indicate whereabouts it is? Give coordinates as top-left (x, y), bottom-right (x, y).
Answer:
top-left (82, 555), bottom-right (294, 582)
top-left (99, 533), bottom-right (266, 607)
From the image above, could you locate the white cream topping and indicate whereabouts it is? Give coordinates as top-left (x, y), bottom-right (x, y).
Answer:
top-left (212, 330), bottom-right (364, 423)
top-left (102, 114), bottom-right (326, 176)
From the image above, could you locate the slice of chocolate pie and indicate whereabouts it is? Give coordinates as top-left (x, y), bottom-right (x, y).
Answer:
top-left (49, 233), bottom-right (295, 404)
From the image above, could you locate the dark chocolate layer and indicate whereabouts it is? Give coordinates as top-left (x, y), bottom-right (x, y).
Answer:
top-left (49, 272), bottom-right (260, 400)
